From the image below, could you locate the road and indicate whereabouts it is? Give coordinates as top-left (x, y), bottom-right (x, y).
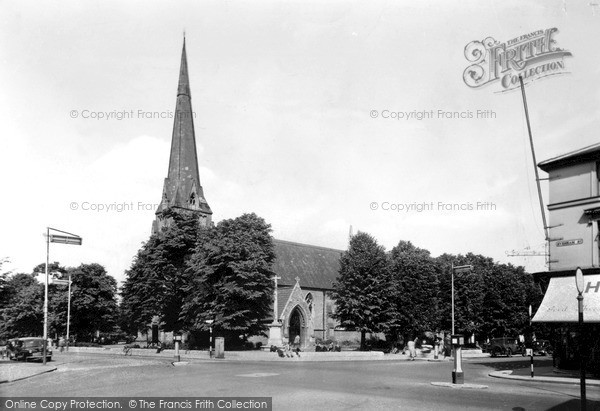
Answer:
top-left (1, 353), bottom-right (599, 410)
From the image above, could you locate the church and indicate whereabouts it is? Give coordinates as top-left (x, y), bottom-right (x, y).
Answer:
top-left (152, 39), bottom-right (343, 348)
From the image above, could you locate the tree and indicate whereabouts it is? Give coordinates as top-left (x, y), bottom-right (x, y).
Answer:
top-left (331, 232), bottom-right (393, 350)
top-left (437, 253), bottom-right (489, 340)
top-left (437, 253), bottom-right (539, 342)
top-left (479, 262), bottom-right (540, 339)
top-left (182, 213), bottom-right (275, 342)
top-left (67, 263), bottom-right (118, 341)
top-left (389, 241), bottom-right (440, 342)
top-left (0, 273), bottom-right (43, 339)
top-left (121, 209), bottom-right (200, 334)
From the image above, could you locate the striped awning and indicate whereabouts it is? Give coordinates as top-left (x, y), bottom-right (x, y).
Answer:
top-left (532, 274), bottom-right (600, 323)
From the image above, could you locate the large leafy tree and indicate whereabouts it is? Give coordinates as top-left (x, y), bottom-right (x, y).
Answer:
top-left (331, 231), bottom-right (393, 350)
top-left (437, 253), bottom-right (488, 339)
top-left (389, 241), bottom-right (440, 342)
top-left (32, 262), bottom-right (69, 338)
top-left (0, 273), bottom-right (44, 339)
top-left (67, 263), bottom-right (118, 341)
top-left (479, 262), bottom-right (540, 339)
top-left (182, 213), bottom-right (275, 340)
top-left (0, 261), bottom-right (118, 342)
top-left (437, 253), bottom-right (540, 342)
top-left (120, 209), bottom-right (200, 334)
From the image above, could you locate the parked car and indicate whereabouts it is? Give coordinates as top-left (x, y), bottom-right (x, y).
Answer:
top-left (7, 337), bottom-right (52, 362)
top-left (489, 337), bottom-right (522, 357)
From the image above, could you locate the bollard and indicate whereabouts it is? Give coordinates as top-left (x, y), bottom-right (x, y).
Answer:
top-left (174, 334), bottom-right (182, 363)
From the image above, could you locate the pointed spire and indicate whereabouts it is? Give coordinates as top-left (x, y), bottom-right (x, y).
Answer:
top-left (177, 37), bottom-right (190, 97)
top-left (154, 37), bottom-right (212, 233)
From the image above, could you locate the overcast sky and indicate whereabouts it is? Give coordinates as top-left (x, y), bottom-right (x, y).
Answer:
top-left (1, 0), bottom-right (599, 285)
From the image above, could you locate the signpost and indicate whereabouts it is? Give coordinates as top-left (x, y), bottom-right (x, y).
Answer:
top-left (575, 267), bottom-right (586, 411)
top-left (43, 227), bottom-right (82, 365)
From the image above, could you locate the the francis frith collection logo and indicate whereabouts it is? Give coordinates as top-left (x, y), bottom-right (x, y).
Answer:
top-left (463, 28), bottom-right (572, 92)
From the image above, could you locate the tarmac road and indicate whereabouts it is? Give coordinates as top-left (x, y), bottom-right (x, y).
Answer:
top-left (1, 353), bottom-right (599, 410)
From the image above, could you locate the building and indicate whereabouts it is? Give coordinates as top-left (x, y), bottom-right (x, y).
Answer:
top-left (152, 38), bottom-right (212, 234)
top-left (541, 143), bottom-right (600, 271)
top-left (152, 39), bottom-right (345, 348)
top-left (532, 143), bottom-right (600, 372)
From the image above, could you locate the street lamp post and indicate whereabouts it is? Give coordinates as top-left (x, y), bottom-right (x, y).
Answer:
top-left (42, 227), bottom-right (82, 366)
top-left (66, 272), bottom-right (72, 351)
top-left (451, 265), bottom-right (473, 335)
top-left (575, 267), bottom-right (586, 411)
top-left (43, 228), bottom-right (50, 366)
top-left (451, 263), bottom-right (454, 335)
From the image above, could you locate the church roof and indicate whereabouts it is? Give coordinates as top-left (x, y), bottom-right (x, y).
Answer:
top-left (273, 239), bottom-right (343, 290)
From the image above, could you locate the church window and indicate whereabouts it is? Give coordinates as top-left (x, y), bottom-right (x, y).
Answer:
top-left (189, 192), bottom-right (196, 206)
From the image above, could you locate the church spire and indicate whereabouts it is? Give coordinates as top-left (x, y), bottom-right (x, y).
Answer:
top-left (177, 35), bottom-right (190, 97)
top-left (153, 37), bottom-right (212, 234)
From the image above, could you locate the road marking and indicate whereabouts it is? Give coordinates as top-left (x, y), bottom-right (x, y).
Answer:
top-left (235, 373), bottom-right (280, 378)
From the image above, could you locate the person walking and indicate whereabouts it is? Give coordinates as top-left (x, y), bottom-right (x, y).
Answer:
top-left (407, 337), bottom-right (416, 360)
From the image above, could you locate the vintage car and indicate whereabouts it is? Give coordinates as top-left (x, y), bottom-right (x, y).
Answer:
top-left (488, 337), bottom-right (522, 357)
top-left (7, 337), bottom-right (52, 362)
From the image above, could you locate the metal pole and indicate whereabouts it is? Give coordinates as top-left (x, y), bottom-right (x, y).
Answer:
top-left (578, 293), bottom-right (586, 411)
top-left (43, 227), bottom-right (49, 366)
top-left (518, 75), bottom-right (549, 242)
top-left (529, 304), bottom-right (534, 378)
top-left (66, 272), bottom-right (71, 352)
top-left (209, 326), bottom-right (213, 358)
top-left (451, 263), bottom-right (454, 335)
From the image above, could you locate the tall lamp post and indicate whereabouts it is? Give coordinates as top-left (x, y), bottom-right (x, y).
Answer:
top-left (451, 265), bottom-right (473, 335)
top-left (43, 227), bottom-right (82, 366)
top-left (575, 267), bottom-right (586, 411)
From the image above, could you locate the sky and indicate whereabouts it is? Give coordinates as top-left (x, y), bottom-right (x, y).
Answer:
top-left (1, 0), bottom-right (599, 285)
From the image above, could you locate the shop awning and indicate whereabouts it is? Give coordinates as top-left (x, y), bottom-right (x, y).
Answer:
top-left (532, 274), bottom-right (600, 323)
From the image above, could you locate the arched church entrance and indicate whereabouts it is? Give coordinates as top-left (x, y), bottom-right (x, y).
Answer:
top-left (288, 306), bottom-right (304, 347)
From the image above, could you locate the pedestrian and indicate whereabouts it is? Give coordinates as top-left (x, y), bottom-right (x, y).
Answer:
top-left (284, 342), bottom-right (293, 358)
top-left (407, 337), bottom-right (416, 360)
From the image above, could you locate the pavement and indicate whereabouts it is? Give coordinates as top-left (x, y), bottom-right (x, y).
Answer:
top-left (0, 359), bottom-right (57, 384)
top-left (489, 363), bottom-right (600, 386)
top-left (64, 345), bottom-right (490, 362)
